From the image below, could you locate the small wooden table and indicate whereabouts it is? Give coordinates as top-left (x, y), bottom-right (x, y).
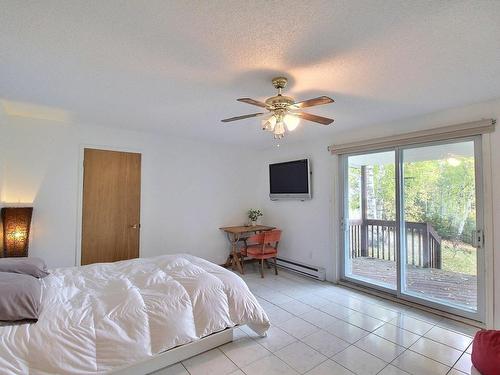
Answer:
top-left (219, 225), bottom-right (276, 274)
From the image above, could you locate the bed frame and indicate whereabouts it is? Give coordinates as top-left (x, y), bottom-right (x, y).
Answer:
top-left (111, 328), bottom-right (234, 375)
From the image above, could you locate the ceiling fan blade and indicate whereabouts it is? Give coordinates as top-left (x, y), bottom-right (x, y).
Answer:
top-left (221, 112), bottom-right (266, 123)
top-left (289, 96), bottom-right (334, 109)
top-left (237, 98), bottom-right (268, 108)
top-left (295, 112), bottom-right (334, 125)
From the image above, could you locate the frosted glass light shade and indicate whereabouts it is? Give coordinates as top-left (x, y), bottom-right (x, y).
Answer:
top-left (261, 115), bottom-right (276, 131)
top-left (283, 114), bottom-right (300, 131)
top-left (273, 121), bottom-right (285, 139)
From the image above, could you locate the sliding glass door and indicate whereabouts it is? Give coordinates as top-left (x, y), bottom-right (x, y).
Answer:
top-left (341, 137), bottom-right (484, 321)
top-left (343, 150), bottom-right (397, 290)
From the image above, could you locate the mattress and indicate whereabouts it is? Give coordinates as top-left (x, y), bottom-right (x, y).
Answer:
top-left (0, 254), bottom-right (270, 374)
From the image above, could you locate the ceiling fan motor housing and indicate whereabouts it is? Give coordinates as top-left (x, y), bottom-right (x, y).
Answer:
top-left (265, 95), bottom-right (294, 109)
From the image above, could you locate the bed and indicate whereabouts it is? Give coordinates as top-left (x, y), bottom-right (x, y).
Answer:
top-left (0, 254), bottom-right (270, 374)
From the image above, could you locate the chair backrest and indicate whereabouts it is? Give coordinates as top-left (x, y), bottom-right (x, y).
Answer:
top-left (264, 229), bottom-right (282, 244)
top-left (246, 229), bottom-right (281, 246)
top-left (246, 232), bottom-right (265, 245)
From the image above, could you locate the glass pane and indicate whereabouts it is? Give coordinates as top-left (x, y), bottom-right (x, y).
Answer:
top-left (345, 151), bottom-right (396, 290)
top-left (401, 140), bottom-right (477, 311)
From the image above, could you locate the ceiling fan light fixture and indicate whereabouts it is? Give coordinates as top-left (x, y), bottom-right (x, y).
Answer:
top-left (283, 113), bottom-right (300, 131)
top-left (273, 120), bottom-right (285, 137)
top-left (221, 76), bottom-right (334, 139)
top-left (261, 115), bottom-right (276, 131)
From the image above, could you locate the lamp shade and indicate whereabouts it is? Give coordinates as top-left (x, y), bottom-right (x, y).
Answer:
top-left (1, 207), bottom-right (33, 257)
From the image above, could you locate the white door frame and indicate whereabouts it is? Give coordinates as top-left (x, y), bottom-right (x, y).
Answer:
top-left (75, 144), bottom-right (143, 266)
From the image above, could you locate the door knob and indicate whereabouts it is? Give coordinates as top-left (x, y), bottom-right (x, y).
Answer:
top-left (130, 224), bottom-right (139, 229)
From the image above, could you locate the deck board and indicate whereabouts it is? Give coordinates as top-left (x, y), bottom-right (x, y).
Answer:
top-left (350, 257), bottom-right (477, 308)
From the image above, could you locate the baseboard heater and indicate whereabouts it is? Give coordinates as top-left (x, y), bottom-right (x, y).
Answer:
top-left (276, 257), bottom-right (326, 281)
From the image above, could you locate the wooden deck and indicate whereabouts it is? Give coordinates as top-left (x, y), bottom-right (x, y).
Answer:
top-left (351, 257), bottom-right (477, 308)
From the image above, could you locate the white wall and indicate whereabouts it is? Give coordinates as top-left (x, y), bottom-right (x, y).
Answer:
top-left (256, 98), bottom-right (500, 328)
top-left (0, 115), bottom-right (259, 268)
top-left (256, 142), bottom-right (336, 281)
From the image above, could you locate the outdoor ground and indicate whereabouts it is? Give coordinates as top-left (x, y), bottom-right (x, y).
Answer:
top-left (351, 257), bottom-right (477, 308)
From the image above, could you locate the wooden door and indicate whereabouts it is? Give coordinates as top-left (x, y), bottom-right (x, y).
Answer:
top-left (81, 148), bottom-right (141, 265)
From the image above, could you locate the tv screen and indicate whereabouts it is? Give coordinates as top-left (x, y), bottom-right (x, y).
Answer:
top-left (269, 159), bottom-right (311, 199)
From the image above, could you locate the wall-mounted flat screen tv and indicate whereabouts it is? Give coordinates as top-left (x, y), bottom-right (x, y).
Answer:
top-left (269, 159), bottom-right (311, 200)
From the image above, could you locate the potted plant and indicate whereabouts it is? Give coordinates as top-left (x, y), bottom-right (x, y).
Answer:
top-left (247, 209), bottom-right (263, 226)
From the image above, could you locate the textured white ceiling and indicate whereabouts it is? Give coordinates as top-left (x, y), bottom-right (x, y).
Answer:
top-left (1, 0), bottom-right (500, 147)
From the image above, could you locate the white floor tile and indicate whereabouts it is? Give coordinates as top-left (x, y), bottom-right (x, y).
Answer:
top-left (314, 288), bottom-right (345, 302)
top-left (324, 318), bottom-right (369, 343)
top-left (391, 350), bottom-right (449, 375)
top-left (280, 300), bottom-right (315, 315)
top-left (466, 342), bottom-right (472, 354)
top-left (239, 324), bottom-right (259, 337)
top-left (389, 315), bottom-right (434, 335)
top-left (275, 341), bottom-right (327, 374)
top-left (362, 305), bottom-right (400, 322)
top-left (256, 297), bottom-right (277, 310)
top-left (254, 326), bottom-right (297, 352)
top-left (336, 296), bottom-right (370, 312)
top-left (341, 311), bottom-right (385, 331)
top-left (409, 337), bottom-right (462, 367)
top-left (241, 355), bottom-right (299, 375)
top-left (332, 345), bottom-right (387, 375)
top-left (182, 348), bottom-right (238, 375)
top-left (257, 290), bottom-right (295, 305)
top-left (377, 364), bottom-right (411, 374)
top-left (436, 319), bottom-right (480, 337)
top-left (300, 309), bottom-right (340, 329)
top-left (424, 326), bottom-right (473, 351)
top-left (265, 306), bottom-right (295, 325)
top-left (281, 287), bottom-right (312, 299)
top-left (276, 316), bottom-right (320, 339)
top-left (305, 359), bottom-right (355, 375)
top-left (220, 337), bottom-right (271, 367)
top-left (297, 294), bottom-right (330, 308)
top-left (235, 269), bottom-right (479, 375)
top-left (354, 333), bottom-right (406, 362)
top-left (453, 353), bottom-right (473, 375)
top-left (150, 363), bottom-right (189, 375)
top-left (403, 308), bottom-right (443, 325)
top-left (319, 302), bottom-right (355, 319)
top-left (301, 330), bottom-right (350, 357)
top-left (233, 327), bottom-right (249, 341)
top-left (372, 323), bottom-right (421, 348)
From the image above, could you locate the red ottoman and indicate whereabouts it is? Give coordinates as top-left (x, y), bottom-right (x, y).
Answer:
top-left (471, 330), bottom-right (500, 375)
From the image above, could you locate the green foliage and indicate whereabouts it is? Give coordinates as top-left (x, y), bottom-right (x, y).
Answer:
top-left (441, 240), bottom-right (477, 275)
top-left (403, 157), bottom-right (476, 243)
top-left (348, 155), bottom-right (476, 245)
top-left (248, 209), bottom-right (263, 222)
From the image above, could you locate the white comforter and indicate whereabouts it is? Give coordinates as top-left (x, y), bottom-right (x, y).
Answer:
top-left (0, 254), bottom-right (270, 374)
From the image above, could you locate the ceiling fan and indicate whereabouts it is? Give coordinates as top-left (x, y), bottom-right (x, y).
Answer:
top-left (221, 76), bottom-right (334, 139)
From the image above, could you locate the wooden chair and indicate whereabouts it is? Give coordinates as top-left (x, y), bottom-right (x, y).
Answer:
top-left (245, 230), bottom-right (281, 278)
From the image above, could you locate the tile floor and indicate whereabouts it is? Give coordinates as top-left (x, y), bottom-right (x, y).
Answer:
top-left (154, 265), bottom-right (480, 375)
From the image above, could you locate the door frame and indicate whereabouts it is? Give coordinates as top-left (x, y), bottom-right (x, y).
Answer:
top-left (75, 144), bottom-right (143, 266)
top-left (338, 135), bottom-right (491, 324)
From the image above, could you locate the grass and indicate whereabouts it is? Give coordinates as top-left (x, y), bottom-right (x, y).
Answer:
top-left (441, 240), bottom-right (477, 275)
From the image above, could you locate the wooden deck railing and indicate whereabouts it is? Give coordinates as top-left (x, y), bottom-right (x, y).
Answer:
top-left (349, 219), bottom-right (442, 269)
